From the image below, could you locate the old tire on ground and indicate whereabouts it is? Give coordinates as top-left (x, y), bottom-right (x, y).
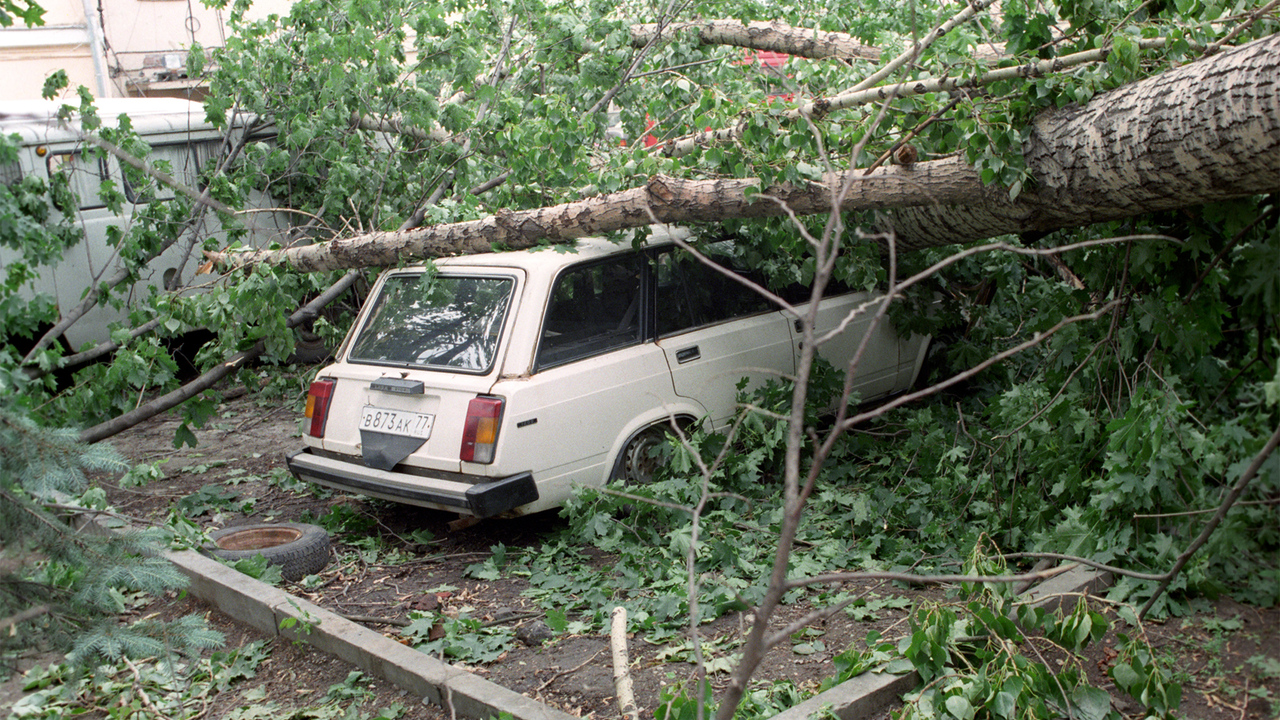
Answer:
top-left (207, 523), bottom-right (330, 581)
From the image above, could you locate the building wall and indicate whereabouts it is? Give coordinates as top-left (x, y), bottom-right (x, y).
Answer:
top-left (0, 0), bottom-right (294, 101)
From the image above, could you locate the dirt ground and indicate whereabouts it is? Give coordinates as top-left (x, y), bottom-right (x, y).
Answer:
top-left (21, 392), bottom-right (1278, 719)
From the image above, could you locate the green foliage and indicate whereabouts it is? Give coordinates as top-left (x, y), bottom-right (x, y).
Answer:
top-left (222, 553), bottom-right (285, 586)
top-left (2, 0), bottom-right (1276, 714)
top-left (0, 403), bottom-right (220, 669)
top-left (0, 0), bottom-right (43, 27)
top-left (176, 483), bottom-right (256, 517)
top-left (401, 611), bottom-right (516, 664)
top-left (11, 639), bottom-right (405, 719)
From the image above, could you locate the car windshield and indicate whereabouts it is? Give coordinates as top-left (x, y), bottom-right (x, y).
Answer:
top-left (348, 272), bottom-right (515, 373)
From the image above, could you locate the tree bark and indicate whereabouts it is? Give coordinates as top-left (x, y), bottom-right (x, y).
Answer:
top-left (630, 20), bottom-right (880, 60)
top-left (886, 32), bottom-right (1280, 250)
top-left (211, 33), bottom-right (1280, 272)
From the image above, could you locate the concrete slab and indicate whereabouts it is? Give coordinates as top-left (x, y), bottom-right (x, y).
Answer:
top-left (164, 548), bottom-right (290, 636)
top-left (269, 593), bottom-right (464, 708)
top-left (161, 542), bottom-right (575, 720)
top-left (1022, 564), bottom-right (1113, 613)
top-left (446, 672), bottom-right (579, 720)
top-left (773, 668), bottom-right (921, 720)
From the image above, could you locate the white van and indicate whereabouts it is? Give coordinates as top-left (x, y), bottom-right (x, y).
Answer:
top-left (0, 98), bottom-right (289, 351)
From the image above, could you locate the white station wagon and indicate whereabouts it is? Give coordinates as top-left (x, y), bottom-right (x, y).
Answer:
top-left (287, 227), bottom-right (929, 518)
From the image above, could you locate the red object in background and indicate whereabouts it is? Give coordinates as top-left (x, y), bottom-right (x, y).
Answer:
top-left (753, 50), bottom-right (789, 67)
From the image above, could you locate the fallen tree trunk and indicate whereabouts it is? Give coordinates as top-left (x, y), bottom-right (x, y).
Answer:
top-left (210, 33), bottom-right (1280, 272)
top-left (887, 31), bottom-right (1280, 249)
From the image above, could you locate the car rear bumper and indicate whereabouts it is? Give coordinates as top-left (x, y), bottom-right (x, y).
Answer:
top-left (285, 447), bottom-right (538, 518)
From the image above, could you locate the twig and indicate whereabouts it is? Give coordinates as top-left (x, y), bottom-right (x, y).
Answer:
top-left (1132, 498), bottom-right (1280, 519)
top-left (1204, 0), bottom-right (1280, 55)
top-left (536, 649), bottom-right (604, 692)
top-left (372, 551), bottom-right (492, 567)
top-left (0, 605), bottom-right (50, 634)
top-left (784, 563), bottom-right (1076, 590)
top-left (997, 552), bottom-right (1166, 581)
top-left (480, 611), bottom-right (540, 629)
top-left (863, 96), bottom-right (963, 174)
top-left (339, 613), bottom-right (410, 627)
top-left (122, 656), bottom-right (176, 720)
top-left (76, 132), bottom-right (235, 215)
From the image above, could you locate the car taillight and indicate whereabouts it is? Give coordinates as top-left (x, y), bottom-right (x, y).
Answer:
top-left (305, 378), bottom-right (337, 438)
top-left (460, 396), bottom-right (503, 464)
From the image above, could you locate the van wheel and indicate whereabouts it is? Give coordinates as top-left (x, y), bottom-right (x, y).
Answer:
top-left (207, 523), bottom-right (330, 581)
top-left (289, 331), bottom-right (330, 365)
top-left (618, 425), bottom-right (671, 485)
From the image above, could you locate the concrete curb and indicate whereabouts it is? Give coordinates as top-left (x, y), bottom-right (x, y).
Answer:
top-left (164, 548), bottom-right (577, 720)
top-left (769, 564), bottom-right (1114, 720)
top-left (165, 542), bottom-right (1113, 720)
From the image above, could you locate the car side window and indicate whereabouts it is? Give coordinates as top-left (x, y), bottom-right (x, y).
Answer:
top-left (536, 253), bottom-right (645, 370)
top-left (655, 246), bottom-right (772, 337)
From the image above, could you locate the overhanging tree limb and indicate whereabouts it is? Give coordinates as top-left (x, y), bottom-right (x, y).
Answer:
top-left (659, 0), bottom-right (1000, 156)
top-left (207, 32), bottom-right (1280, 273)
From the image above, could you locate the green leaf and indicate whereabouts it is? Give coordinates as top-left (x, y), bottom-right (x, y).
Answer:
top-left (1111, 662), bottom-right (1140, 690)
top-left (945, 694), bottom-right (975, 720)
top-left (992, 690), bottom-right (1016, 718)
top-left (545, 608), bottom-right (568, 633)
top-left (1070, 685), bottom-right (1113, 720)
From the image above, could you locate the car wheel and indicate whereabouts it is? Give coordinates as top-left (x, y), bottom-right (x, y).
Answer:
top-left (289, 331), bottom-right (331, 365)
top-left (207, 522), bottom-right (330, 581)
top-left (618, 425), bottom-right (672, 484)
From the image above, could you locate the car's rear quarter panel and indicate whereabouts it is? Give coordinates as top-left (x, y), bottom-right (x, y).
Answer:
top-left (492, 342), bottom-right (701, 514)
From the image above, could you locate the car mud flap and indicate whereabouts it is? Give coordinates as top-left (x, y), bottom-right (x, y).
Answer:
top-left (360, 430), bottom-right (426, 471)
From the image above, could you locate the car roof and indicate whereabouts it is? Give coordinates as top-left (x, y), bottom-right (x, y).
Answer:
top-left (424, 225), bottom-right (691, 273)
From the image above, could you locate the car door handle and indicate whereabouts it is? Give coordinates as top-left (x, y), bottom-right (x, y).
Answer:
top-left (675, 345), bottom-right (701, 363)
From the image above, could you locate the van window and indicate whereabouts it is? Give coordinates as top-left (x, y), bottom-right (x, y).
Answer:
top-left (348, 273), bottom-right (515, 373)
top-left (0, 160), bottom-right (19, 187)
top-left (536, 254), bottom-right (645, 370)
top-left (121, 141), bottom-right (214, 203)
top-left (46, 151), bottom-right (108, 210)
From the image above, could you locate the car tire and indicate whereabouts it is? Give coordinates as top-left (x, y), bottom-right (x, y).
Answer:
top-left (207, 522), bottom-right (330, 581)
top-left (616, 425), bottom-right (672, 484)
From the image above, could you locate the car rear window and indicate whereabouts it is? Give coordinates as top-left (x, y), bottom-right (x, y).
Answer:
top-left (348, 272), bottom-right (515, 373)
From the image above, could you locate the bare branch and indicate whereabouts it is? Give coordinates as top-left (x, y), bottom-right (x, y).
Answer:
top-left (630, 20), bottom-right (879, 61)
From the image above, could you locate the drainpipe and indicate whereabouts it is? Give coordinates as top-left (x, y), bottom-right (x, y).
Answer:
top-left (79, 0), bottom-right (108, 97)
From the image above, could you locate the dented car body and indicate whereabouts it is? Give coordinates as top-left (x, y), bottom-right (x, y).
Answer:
top-left (287, 228), bottom-right (930, 518)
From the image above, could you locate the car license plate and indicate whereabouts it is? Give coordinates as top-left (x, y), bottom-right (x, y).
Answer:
top-left (360, 406), bottom-right (434, 439)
